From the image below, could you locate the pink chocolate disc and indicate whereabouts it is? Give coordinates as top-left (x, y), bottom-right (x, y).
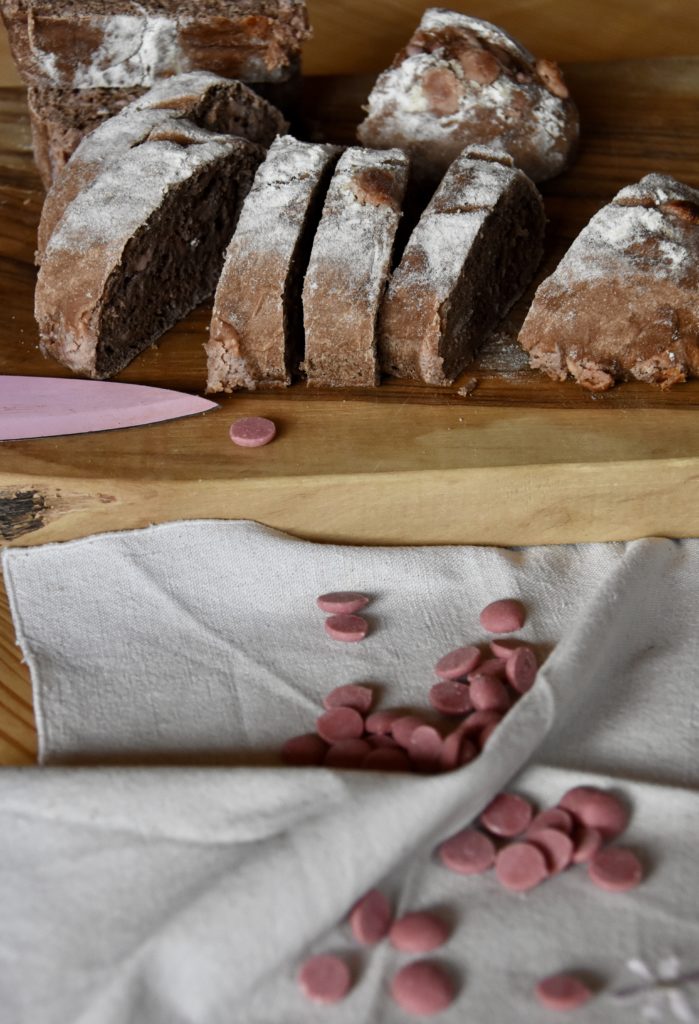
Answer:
top-left (429, 680), bottom-right (472, 716)
top-left (324, 738), bottom-right (371, 769)
top-left (316, 591), bottom-right (370, 614)
top-left (495, 842), bottom-right (549, 892)
top-left (505, 646), bottom-right (538, 694)
top-left (571, 825), bottom-right (604, 865)
top-left (559, 786), bottom-right (629, 839)
top-left (323, 683), bottom-right (374, 713)
top-left (349, 889), bottom-right (393, 945)
top-left (229, 416), bottom-right (276, 447)
top-left (460, 710), bottom-right (502, 737)
top-left (489, 638), bottom-right (531, 659)
top-left (438, 827), bottom-right (495, 875)
top-left (365, 710), bottom-right (403, 735)
top-left (408, 725), bottom-right (443, 772)
top-left (434, 646), bottom-right (481, 680)
top-left (439, 727), bottom-right (475, 772)
top-left (392, 715), bottom-right (427, 748)
top-left (458, 738), bottom-right (478, 765)
top-left (480, 793), bottom-right (534, 838)
top-left (588, 847), bottom-right (643, 892)
top-left (535, 973), bottom-right (592, 1011)
top-left (389, 912), bottom-right (450, 954)
top-left (368, 734), bottom-right (400, 749)
top-left (390, 961), bottom-right (455, 1016)
top-left (479, 599), bottom-right (526, 634)
top-left (476, 657), bottom-right (508, 677)
top-left (362, 747), bottom-right (412, 772)
top-left (527, 807), bottom-right (574, 836)
top-left (324, 613), bottom-right (368, 643)
top-left (316, 706), bottom-right (364, 743)
top-left (298, 954), bottom-right (351, 1004)
top-left (478, 717), bottom-right (503, 749)
top-left (281, 733), bottom-right (328, 766)
top-left (529, 828), bottom-right (574, 874)
top-left (469, 674), bottom-right (511, 713)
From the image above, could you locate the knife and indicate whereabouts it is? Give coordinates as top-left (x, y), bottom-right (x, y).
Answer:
top-left (0, 376), bottom-right (218, 441)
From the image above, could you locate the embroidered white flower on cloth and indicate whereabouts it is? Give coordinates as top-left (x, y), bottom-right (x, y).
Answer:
top-left (613, 957), bottom-right (699, 1023)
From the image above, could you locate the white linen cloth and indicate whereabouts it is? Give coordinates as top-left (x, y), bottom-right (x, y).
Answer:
top-left (1, 521), bottom-right (699, 1024)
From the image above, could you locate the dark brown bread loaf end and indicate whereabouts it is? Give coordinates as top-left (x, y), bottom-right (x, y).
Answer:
top-left (357, 7), bottom-right (578, 186)
top-left (36, 124), bottom-right (265, 379)
top-left (518, 174), bottom-right (699, 390)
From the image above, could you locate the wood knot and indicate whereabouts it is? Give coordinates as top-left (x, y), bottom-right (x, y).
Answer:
top-left (0, 490), bottom-right (46, 541)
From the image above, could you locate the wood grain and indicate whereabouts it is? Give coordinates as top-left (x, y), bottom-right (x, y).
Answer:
top-left (1, 58), bottom-right (699, 763)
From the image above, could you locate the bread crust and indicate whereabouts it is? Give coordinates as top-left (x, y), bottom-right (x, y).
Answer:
top-left (357, 7), bottom-right (578, 185)
top-left (518, 174), bottom-right (699, 390)
top-left (302, 147), bottom-right (409, 388)
top-left (1, 1), bottom-right (310, 88)
top-left (1, 0), bottom-right (308, 183)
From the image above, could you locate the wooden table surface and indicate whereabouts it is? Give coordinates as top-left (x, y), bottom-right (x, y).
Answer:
top-left (1, 56), bottom-right (699, 763)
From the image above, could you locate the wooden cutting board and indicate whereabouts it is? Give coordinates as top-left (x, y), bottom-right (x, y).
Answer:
top-left (2, 60), bottom-right (699, 555)
top-left (0, 58), bottom-right (698, 763)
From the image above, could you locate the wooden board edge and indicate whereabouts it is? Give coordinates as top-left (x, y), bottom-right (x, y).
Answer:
top-left (2, 456), bottom-right (698, 547)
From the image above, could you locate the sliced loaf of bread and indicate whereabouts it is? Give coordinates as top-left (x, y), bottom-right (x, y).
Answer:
top-left (207, 135), bottom-right (340, 392)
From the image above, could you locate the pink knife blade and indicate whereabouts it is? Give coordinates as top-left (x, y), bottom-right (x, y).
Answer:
top-left (0, 376), bottom-right (219, 440)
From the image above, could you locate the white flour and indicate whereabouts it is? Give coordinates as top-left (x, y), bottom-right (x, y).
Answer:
top-left (361, 7), bottom-right (569, 161)
top-left (46, 131), bottom-right (236, 255)
top-left (551, 175), bottom-right (699, 289)
top-left (396, 153), bottom-right (524, 297)
top-left (33, 13), bottom-right (182, 88)
top-left (226, 136), bottom-right (339, 257)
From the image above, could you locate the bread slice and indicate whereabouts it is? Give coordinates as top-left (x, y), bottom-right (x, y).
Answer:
top-left (357, 7), bottom-right (578, 186)
top-left (1, 0), bottom-right (309, 184)
top-left (35, 121), bottom-right (265, 378)
top-left (518, 173), bottom-right (699, 390)
top-left (1, 1), bottom-right (309, 88)
top-left (379, 147), bottom-right (545, 386)
top-left (206, 135), bottom-right (340, 392)
top-left (302, 147), bottom-right (409, 388)
top-left (38, 72), bottom-right (287, 258)
top-left (27, 82), bottom-right (144, 189)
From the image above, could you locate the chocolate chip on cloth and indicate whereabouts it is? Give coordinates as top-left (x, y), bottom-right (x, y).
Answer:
top-left (357, 7), bottom-right (579, 185)
top-left (518, 173), bottom-right (699, 390)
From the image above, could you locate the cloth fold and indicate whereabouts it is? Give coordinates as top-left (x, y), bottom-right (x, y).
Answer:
top-left (2, 523), bottom-right (699, 1024)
